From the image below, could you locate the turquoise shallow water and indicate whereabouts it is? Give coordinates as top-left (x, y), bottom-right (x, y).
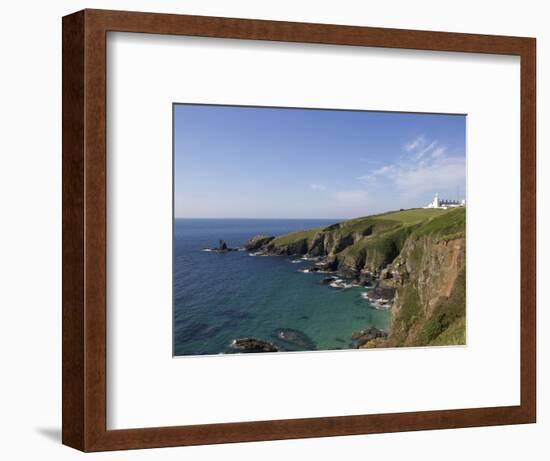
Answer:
top-left (174, 219), bottom-right (390, 356)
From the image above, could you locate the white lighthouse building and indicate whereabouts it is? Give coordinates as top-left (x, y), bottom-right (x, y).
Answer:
top-left (424, 193), bottom-right (465, 210)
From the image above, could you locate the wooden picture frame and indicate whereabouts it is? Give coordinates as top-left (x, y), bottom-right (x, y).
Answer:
top-left (62, 8), bottom-right (536, 452)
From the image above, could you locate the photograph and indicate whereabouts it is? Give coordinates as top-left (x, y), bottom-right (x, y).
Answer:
top-left (173, 104), bottom-right (466, 356)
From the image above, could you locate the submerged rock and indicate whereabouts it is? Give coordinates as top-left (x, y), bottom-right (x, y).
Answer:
top-left (272, 328), bottom-right (316, 350)
top-left (219, 309), bottom-right (255, 321)
top-left (176, 322), bottom-right (225, 343)
top-left (232, 338), bottom-right (279, 353)
top-left (320, 276), bottom-right (337, 285)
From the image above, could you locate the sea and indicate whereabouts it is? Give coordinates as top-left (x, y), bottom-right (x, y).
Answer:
top-left (174, 218), bottom-right (390, 356)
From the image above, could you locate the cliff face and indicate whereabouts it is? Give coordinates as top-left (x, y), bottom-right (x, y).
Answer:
top-left (245, 207), bottom-right (466, 347)
top-left (375, 234), bottom-right (466, 347)
top-left (250, 214), bottom-right (414, 275)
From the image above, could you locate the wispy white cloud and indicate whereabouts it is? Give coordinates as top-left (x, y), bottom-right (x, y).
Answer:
top-left (430, 146), bottom-right (447, 159)
top-left (404, 135), bottom-right (426, 152)
top-left (309, 183), bottom-right (327, 191)
top-left (415, 141), bottom-right (438, 160)
top-left (392, 156), bottom-right (465, 196)
top-left (357, 164), bottom-right (396, 181)
top-left (372, 165), bottom-right (396, 177)
top-left (404, 134), bottom-right (441, 160)
top-left (358, 135), bottom-right (464, 199)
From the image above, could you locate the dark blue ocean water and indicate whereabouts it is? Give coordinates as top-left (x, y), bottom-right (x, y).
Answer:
top-left (174, 219), bottom-right (390, 356)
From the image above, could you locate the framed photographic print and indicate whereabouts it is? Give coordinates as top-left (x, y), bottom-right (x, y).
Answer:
top-left (62, 9), bottom-right (536, 451)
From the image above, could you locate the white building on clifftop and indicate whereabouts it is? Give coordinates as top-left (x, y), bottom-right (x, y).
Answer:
top-left (424, 193), bottom-right (465, 210)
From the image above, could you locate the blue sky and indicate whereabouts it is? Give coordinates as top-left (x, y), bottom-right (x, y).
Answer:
top-left (174, 104), bottom-right (466, 219)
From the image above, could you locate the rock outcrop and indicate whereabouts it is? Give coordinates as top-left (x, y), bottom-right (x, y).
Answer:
top-left (202, 239), bottom-right (238, 252)
top-left (232, 338), bottom-right (279, 353)
top-left (244, 235), bottom-right (275, 251)
top-left (351, 326), bottom-right (388, 347)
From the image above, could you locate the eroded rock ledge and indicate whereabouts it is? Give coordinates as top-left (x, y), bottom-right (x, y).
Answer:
top-left (232, 338), bottom-right (279, 353)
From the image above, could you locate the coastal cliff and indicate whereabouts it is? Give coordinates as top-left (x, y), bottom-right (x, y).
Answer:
top-left (245, 207), bottom-right (466, 347)
top-left (372, 212), bottom-right (466, 348)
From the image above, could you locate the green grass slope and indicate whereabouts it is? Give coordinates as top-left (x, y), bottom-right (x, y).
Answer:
top-left (256, 208), bottom-right (463, 269)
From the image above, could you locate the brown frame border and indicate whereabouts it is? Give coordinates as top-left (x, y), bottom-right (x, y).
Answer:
top-left (62, 8), bottom-right (536, 452)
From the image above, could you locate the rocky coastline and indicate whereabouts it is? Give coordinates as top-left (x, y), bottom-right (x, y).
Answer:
top-left (239, 207), bottom-right (466, 348)
top-left (204, 207), bottom-right (466, 352)
top-left (244, 235), bottom-right (397, 311)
